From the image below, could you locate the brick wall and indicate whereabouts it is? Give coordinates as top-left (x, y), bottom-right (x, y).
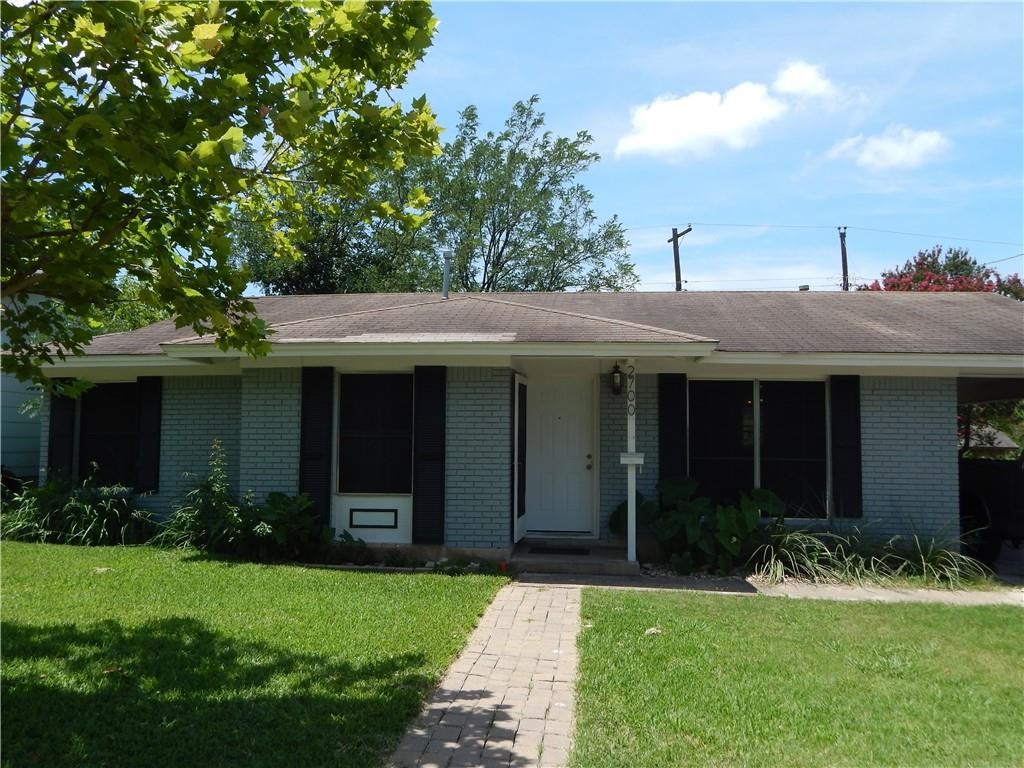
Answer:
top-left (153, 375), bottom-right (242, 514)
top-left (599, 372), bottom-right (659, 540)
top-left (445, 367), bottom-right (512, 549)
top-left (855, 376), bottom-right (959, 544)
top-left (239, 367), bottom-right (302, 503)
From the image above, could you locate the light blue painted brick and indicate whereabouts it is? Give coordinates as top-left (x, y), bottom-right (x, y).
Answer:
top-left (151, 375), bottom-right (242, 514)
top-left (851, 376), bottom-right (959, 545)
top-left (239, 368), bottom-right (301, 502)
top-left (445, 367), bottom-right (512, 549)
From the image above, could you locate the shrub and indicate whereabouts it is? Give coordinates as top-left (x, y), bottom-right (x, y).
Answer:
top-left (153, 441), bottom-right (330, 562)
top-left (308, 530), bottom-right (376, 566)
top-left (0, 474), bottom-right (154, 545)
top-left (608, 492), bottom-right (659, 539)
top-left (749, 527), bottom-right (994, 588)
top-left (652, 478), bottom-right (780, 574)
top-left (239, 491), bottom-right (323, 562)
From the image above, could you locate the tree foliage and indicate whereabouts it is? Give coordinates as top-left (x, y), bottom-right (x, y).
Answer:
top-left (1, 0), bottom-right (440, 387)
top-left (236, 96), bottom-right (637, 295)
top-left (859, 245), bottom-right (1023, 300)
top-left (428, 97), bottom-right (636, 293)
top-left (233, 164), bottom-right (439, 295)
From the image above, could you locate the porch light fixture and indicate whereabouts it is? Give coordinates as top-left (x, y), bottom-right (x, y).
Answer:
top-left (610, 364), bottom-right (624, 396)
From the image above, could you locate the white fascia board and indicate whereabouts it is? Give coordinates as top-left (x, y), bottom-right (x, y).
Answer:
top-left (700, 352), bottom-right (1024, 375)
top-left (44, 354), bottom-right (215, 372)
top-left (160, 340), bottom-right (721, 359)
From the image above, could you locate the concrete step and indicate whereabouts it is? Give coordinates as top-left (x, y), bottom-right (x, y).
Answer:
top-left (509, 554), bottom-right (641, 575)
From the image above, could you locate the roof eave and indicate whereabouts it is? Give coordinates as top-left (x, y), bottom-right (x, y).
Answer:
top-left (158, 339), bottom-right (722, 359)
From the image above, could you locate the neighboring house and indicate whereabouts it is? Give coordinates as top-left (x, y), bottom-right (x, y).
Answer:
top-left (961, 426), bottom-right (1021, 460)
top-left (1, 305), bottom-right (40, 481)
top-left (1, 373), bottom-right (40, 481)
top-left (36, 291), bottom-right (1024, 560)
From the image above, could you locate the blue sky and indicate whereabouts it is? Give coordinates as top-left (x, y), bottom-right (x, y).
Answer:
top-left (401, 1), bottom-right (1024, 291)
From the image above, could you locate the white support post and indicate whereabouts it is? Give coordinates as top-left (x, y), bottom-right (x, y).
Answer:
top-left (624, 359), bottom-right (639, 562)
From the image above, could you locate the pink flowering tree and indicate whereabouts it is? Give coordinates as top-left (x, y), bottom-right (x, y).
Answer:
top-left (859, 245), bottom-right (1023, 300)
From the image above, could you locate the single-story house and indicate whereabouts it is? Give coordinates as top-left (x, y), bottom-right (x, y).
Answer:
top-left (37, 291), bottom-right (1024, 560)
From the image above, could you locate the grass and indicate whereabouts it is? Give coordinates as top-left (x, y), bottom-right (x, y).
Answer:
top-left (0, 542), bottom-right (505, 768)
top-left (572, 589), bottom-right (1024, 768)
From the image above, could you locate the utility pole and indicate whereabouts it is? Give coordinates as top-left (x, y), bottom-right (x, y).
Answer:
top-left (838, 226), bottom-right (849, 291)
top-left (668, 225), bottom-right (693, 291)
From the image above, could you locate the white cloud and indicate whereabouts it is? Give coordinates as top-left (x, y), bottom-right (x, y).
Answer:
top-left (772, 61), bottom-right (836, 98)
top-left (615, 82), bottom-right (787, 158)
top-left (828, 124), bottom-right (951, 170)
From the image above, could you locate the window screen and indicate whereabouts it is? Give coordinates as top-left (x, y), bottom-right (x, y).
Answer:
top-left (688, 380), bottom-right (755, 505)
top-left (759, 381), bottom-right (827, 518)
top-left (338, 374), bottom-right (414, 494)
top-left (78, 383), bottom-right (140, 486)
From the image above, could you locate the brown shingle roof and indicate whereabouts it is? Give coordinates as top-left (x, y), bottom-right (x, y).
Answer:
top-left (82, 291), bottom-right (1024, 356)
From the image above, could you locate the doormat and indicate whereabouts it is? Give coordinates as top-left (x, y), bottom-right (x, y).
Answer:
top-left (528, 545), bottom-right (590, 556)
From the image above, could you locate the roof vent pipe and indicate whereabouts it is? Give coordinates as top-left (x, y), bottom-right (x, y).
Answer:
top-left (442, 249), bottom-right (453, 299)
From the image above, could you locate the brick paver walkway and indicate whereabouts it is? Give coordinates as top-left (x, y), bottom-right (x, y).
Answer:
top-left (389, 584), bottom-right (581, 768)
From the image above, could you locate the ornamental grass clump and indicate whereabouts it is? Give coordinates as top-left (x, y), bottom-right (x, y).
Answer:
top-left (749, 527), bottom-right (995, 589)
top-left (0, 473), bottom-right (154, 546)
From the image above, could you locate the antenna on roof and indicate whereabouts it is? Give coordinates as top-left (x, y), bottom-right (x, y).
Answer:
top-left (442, 249), bottom-right (453, 299)
top-left (667, 225), bottom-right (693, 291)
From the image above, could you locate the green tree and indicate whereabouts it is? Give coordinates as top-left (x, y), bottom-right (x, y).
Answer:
top-left (427, 96), bottom-right (636, 292)
top-left (233, 167), bottom-right (439, 294)
top-left (95, 275), bottom-right (170, 334)
top-left (234, 96), bottom-right (637, 295)
top-left (1, 0), bottom-right (440, 387)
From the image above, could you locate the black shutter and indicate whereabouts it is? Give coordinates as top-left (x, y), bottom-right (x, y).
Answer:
top-left (658, 373), bottom-right (688, 483)
top-left (300, 368), bottom-right (335, 527)
top-left (47, 383), bottom-right (76, 480)
top-left (412, 366), bottom-right (446, 545)
top-left (830, 375), bottom-right (863, 518)
top-left (136, 377), bottom-right (162, 492)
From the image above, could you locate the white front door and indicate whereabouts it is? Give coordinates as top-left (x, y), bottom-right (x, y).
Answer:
top-left (525, 372), bottom-right (596, 535)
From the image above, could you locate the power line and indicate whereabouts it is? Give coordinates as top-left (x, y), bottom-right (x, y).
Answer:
top-left (846, 226), bottom-right (1022, 247)
top-left (982, 253), bottom-right (1024, 266)
top-left (623, 220), bottom-right (1024, 247)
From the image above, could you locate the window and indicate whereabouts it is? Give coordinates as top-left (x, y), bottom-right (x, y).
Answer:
top-left (78, 383), bottom-right (140, 486)
top-left (688, 379), bottom-right (827, 517)
top-left (688, 380), bottom-right (755, 505)
top-left (759, 381), bottom-right (827, 518)
top-left (338, 374), bottom-right (414, 494)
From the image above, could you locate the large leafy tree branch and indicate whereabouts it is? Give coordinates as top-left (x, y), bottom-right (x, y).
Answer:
top-left (1, 0), bottom-right (440, 386)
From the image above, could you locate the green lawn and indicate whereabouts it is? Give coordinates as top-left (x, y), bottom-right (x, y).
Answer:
top-left (573, 589), bottom-right (1024, 768)
top-left (0, 542), bottom-right (505, 768)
